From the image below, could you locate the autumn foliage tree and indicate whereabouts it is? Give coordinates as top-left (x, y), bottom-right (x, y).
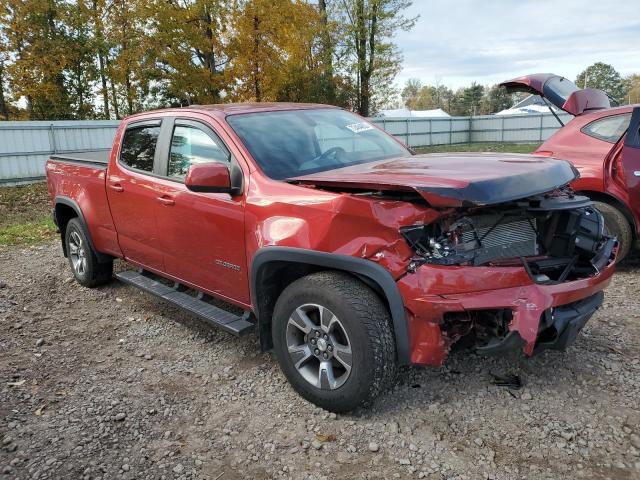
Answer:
top-left (144, 0), bottom-right (232, 106)
top-left (2, 0), bottom-right (74, 119)
top-left (0, 0), bottom-right (416, 119)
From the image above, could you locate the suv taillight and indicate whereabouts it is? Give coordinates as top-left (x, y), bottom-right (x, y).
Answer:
top-left (533, 150), bottom-right (554, 157)
top-left (612, 153), bottom-right (627, 186)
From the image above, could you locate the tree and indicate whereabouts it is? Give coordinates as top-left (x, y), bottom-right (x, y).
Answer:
top-left (144, 0), bottom-right (232, 107)
top-left (0, 20), bottom-right (10, 120)
top-left (335, 0), bottom-right (416, 116)
top-left (89, 0), bottom-right (111, 118)
top-left (400, 78), bottom-right (420, 108)
top-left (448, 82), bottom-right (484, 116)
top-left (401, 79), bottom-right (459, 113)
top-left (576, 62), bottom-right (626, 104)
top-left (480, 84), bottom-right (514, 115)
top-left (103, 0), bottom-right (151, 117)
top-left (0, 59), bottom-right (8, 120)
top-left (2, 0), bottom-right (74, 119)
top-left (624, 74), bottom-right (640, 105)
top-left (316, 0), bottom-right (337, 104)
top-left (228, 0), bottom-right (325, 103)
top-left (65, 0), bottom-right (98, 118)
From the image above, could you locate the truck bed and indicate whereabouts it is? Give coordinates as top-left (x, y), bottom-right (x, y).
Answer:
top-left (49, 150), bottom-right (110, 169)
top-left (46, 150), bottom-right (121, 258)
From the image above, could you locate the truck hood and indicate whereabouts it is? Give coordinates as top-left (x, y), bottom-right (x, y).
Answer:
top-left (289, 153), bottom-right (579, 207)
top-left (500, 73), bottom-right (610, 116)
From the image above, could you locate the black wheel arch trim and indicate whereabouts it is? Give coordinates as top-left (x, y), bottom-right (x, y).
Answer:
top-left (251, 246), bottom-right (411, 365)
top-left (576, 190), bottom-right (637, 239)
top-left (54, 196), bottom-right (112, 263)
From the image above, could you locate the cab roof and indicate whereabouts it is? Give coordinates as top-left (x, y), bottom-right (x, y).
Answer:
top-left (125, 102), bottom-right (340, 122)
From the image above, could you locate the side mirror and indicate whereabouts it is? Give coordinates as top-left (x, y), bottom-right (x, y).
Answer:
top-left (185, 162), bottom-right (233, 193)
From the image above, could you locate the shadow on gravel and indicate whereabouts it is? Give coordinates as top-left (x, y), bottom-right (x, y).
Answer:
top-left (368, 341), bottom-right (610, 416)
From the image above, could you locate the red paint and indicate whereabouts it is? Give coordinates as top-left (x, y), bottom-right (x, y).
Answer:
top-left (398, 261), bottom-right (615, 365)
top-left (533, 105), bottom-right (640, 235)
top-left (291, 153), bottom-right (566, 207)
top-left (185, 162), bottom-right (231, 191)
top-left (502, 72), bottom-right (640, 239)
top-left (500, 74), bottom-right (611, 115)
top-left (562, 89), bottom-right (611, 116)
top-left (46, 103), bottom-right (615, 366)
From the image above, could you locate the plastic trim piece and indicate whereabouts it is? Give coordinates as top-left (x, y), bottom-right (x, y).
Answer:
top-left (414, 160), bottom-right (579, 207)
top-left (53, 196), bottom-right (112, 263)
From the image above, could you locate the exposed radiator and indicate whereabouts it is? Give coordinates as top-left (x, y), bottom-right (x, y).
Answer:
top-left (453, 214), bottom-right (538, 265)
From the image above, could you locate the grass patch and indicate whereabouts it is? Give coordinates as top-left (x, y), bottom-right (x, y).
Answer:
top-left (0, 182), bottom-right (57, 246)
top-left (414, 142), bottom-right (540, 154)
top-left (0, 218), bottom-right (57, 246)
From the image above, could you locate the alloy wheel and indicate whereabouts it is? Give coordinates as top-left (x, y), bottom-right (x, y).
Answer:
top-left (285, 303), bottom-right (353, 390)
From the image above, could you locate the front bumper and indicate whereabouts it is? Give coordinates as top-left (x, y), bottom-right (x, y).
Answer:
top-left (397, 256), bottom-right (615, 366)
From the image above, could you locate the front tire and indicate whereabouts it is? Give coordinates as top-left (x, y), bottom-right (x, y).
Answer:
top-left (272, 271), bottom-right (397, 412)
top-left (64, 218), bottom-right (113, 287)
top-left (593, 201), bottom-right (632, 262)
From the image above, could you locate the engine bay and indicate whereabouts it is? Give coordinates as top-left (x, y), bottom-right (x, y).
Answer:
top-left (401, 191), bottom-right (616, 283)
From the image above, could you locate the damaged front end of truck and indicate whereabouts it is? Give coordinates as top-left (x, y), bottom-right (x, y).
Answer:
top-left (292, 153), bottom-right (617, 365)
top-left (398, 188), bottom-right (616, 362)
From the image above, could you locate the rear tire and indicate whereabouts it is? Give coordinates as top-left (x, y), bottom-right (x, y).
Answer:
top-left (272, 271), bottom-right (397, 413)
top-left (593, 201), bottom-right (632, 262)
top-left (64, 218), bottom-right (113, 287)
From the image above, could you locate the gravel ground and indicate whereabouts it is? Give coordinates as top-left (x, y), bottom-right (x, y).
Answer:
top-left (1, 242), bottom-right (639, 480)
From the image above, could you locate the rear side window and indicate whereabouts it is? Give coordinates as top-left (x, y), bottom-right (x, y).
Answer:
top-left (582, 114), bottom-right (632, 143)
top-left (120, 125), bottom-right (160, 172)
top-left (168, 126), bottom-right (230, 180)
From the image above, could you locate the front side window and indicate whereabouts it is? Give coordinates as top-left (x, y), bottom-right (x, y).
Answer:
top-left (120, 125), bottom-right (160, 172)
top-left (168, 125), bottom-right (230, 180)
top-left (227, 109), bottom-right (410, 180)
top-left (582, 113), bottom-right (632, 143)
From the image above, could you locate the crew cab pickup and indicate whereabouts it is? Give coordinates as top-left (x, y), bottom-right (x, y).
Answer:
top-left (46, 103), bottom-right (616, 412)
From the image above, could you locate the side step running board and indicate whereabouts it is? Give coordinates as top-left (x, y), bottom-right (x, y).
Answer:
top-left (115, 270), bottom-right (254, 336)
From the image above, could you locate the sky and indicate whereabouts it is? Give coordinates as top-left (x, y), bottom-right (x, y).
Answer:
top-left (394, 0), bottom-right (640, 90)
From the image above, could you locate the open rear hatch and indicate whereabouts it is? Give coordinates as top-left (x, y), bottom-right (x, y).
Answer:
top-left (500, 73), bottom-right (611, 116)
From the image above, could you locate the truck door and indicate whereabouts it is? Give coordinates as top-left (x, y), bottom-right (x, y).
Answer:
top-left (151, 116), bottom-right (249, 306)
top-left (620, 107), bottom-right (640, 230)
top-left (106, 119), bottom-right (166, 272)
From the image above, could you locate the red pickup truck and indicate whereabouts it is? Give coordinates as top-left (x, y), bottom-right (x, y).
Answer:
top-left (46, 103), bottom-right (616, 412)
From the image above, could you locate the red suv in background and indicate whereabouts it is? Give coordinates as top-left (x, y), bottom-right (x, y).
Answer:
top-left (502, 74), bottom-right (640, 260)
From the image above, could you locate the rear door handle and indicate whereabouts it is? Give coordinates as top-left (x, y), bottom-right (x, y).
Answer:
top-left (157, 196), bottom-right (175, 206)
top-left (109, 183), bottom-right (124, 192)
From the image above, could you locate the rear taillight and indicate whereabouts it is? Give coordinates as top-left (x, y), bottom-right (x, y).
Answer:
top-left (612, 153), bottom-right (626, 185)
top-left (533, 150), bottom-right (554, 157)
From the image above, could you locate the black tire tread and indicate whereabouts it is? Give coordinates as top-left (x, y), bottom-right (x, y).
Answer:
top-left (65, 218), bottom-right (113, 288)
top-left (273, 271), bottom-right (397, 412)
top-left (593, 201), bottom-right (632, 262)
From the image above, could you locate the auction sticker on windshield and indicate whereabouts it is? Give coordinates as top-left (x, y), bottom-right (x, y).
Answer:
top-left (345, 123), bottom-right (374, 133)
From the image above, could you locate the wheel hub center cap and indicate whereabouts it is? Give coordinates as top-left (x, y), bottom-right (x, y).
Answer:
top-left (316, 338), bottom-right (328, 352)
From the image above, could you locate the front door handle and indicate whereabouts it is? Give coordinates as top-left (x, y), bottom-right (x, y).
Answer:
top-left (109, 183), bottom-right (124, 192)
top-left (157, 196), bottom-right (175, 206)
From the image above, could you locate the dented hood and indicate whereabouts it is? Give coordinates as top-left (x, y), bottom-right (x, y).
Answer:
top-left (290, 153), bottom-right (578, 207)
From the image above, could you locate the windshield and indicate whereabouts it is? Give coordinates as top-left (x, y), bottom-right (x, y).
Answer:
top-left (543, 76), bottom-right (580, 107)
top-left (227, 109), bottom-right (411, 179)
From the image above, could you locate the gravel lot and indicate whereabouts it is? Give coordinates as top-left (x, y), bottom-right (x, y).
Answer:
top-left (1, 241), bottom-right (640, 480)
